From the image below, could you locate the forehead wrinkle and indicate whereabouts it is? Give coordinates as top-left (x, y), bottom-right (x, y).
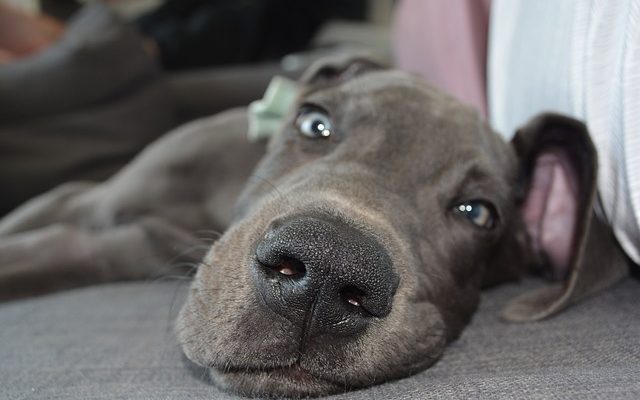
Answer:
top-left (339, 71), bottom-right (424, 94)
top-left (424, 155), bottom-right (509, 206)
top-left (300, 71), bottom-right (424, 101)
top-left (301, 87), bottom-right (378, 121)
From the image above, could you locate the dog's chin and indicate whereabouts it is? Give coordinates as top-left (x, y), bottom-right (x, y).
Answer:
top-left (209, 365), bottom-right (346, 398)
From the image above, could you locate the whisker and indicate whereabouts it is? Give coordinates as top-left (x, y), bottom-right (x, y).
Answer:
top-left (191, 287), bottom-right (221, 294)
top-left (163, 279), bottom-right (192, 339)
top-left (152, 275), bottom-right (193, 282)
top-left (194, 229), bottom-right (224, 240)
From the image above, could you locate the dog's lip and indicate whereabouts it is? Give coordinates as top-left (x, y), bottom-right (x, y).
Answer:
top-left (216, 363), bottom-right (313, 379)
top-left (211, 362), bottom-right (344, 388)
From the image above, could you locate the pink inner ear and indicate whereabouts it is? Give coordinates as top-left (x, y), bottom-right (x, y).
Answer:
top-left (521, 151), bottom-right (579, 276)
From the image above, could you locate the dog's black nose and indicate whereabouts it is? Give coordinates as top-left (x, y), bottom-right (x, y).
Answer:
top-left (252, 215), bottom-right (398, 337)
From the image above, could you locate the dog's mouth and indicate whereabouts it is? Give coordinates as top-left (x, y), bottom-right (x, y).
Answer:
top-left (209, 362), bottom-right (346, 397)
top-left (218, 363), bottom-right (320, 381)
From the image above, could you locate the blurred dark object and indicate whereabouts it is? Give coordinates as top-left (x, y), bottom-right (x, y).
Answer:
top-left (136, 0), bottom-right (367, 70)
top-left (41, 0), bottom-right (81, 20)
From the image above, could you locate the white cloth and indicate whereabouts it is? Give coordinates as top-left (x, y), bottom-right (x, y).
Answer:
top-left (488, 0), bottom-right (640, 264)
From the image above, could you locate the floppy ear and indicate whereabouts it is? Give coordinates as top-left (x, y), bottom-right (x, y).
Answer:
top-left (502, 113), bottom-right (629, 322)
top-left (299, 52), bottom-right (387, 87)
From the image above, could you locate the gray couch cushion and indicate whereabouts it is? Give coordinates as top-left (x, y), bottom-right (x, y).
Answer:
top-left (1, 277), bottom-right (638, 399)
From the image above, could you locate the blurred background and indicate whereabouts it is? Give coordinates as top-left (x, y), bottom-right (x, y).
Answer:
top-left (0, 0), bottom-right (403, 216)
top-left (2, 0), bottom-right (394, 69)
top-left (0, 0), bottom-right (394, 75)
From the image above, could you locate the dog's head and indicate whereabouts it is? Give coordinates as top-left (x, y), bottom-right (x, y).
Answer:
top-left (177, 56), bottom-right (627, 397)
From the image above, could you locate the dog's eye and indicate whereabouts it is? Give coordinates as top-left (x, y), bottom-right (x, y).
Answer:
top-left (454, 201), bottom-right (496, 229)
top-left (296, 108), bottom-right (332, 139)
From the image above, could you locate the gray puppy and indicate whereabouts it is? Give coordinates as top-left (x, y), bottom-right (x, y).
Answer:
top-left (0, 56), bottom-right (630, 398)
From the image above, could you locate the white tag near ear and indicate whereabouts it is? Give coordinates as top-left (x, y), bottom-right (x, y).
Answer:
top-left (247, 76), bottom-right (298, 142)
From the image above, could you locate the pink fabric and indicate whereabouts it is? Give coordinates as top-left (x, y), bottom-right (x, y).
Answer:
top-left (392, 0), bottom-right (490, 116)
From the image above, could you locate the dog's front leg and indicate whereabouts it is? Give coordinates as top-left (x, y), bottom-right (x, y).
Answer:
top-left (0, 217), bottom-right (203, 301)
top-left (0, 181), bottom-right (95, 237)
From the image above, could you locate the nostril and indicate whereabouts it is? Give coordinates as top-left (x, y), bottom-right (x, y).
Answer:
top-left (340, 286), bottom-right (366, 308)
top-left (261, 256), bottom-right (306, 278)
top-left (275, 257), bottom-right (305, 277)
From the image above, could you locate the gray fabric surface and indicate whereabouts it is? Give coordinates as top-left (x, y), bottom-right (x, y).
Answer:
top-left (1, 277), bottom-right (638, 399)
